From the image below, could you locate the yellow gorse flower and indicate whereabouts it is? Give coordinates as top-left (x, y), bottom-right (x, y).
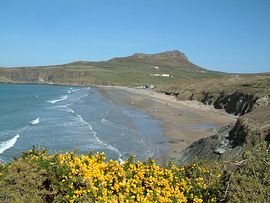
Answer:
top-left (18, 149), bottom-right (218, 202)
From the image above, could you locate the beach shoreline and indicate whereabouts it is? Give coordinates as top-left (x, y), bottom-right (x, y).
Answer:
top-left (98, 86), bottom-right (237, 162)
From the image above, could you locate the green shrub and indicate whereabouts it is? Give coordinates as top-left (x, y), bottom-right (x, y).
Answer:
top-left (0, 158), bottom-right (53, 202)
top-left (221, 143), bottom-right (270, 202)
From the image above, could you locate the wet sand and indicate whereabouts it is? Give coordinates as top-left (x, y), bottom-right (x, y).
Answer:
top-left (98, 86), bottom-right (237, 161)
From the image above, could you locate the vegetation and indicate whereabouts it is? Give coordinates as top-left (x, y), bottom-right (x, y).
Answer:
top-left (0, 148), bottom-right (221, 203)
top-left (1, 143), bottom-right (269, 202)
top-left (0, 50), bottom-right (227, 89)
top-left (221, 143), bottom-right (270, 202)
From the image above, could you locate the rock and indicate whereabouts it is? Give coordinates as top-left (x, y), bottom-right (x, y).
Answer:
top-left (252, 95), bottom-right (270, 110)
top-left (174, 129), bottom-right (243, 164)
top-left (201, 91), bottom-right (258, 116)
top-left (229, 105), bottom-right (270, 147)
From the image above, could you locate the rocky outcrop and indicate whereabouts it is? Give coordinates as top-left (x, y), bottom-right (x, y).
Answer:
top-left (175, 126), bottom-right (244, 164)
top-left (190, 91), bottom-right (269, 116)
top-left (252, 95), bottom-right (270, 110)
top-left (175, 105), bottom-right (270, 164)
top-left (110, 50), bottom-right (204, 71)
top-left (131, 50), bottom-right (189, 61)
top-left (201, 91), bottom-right (260, 116)
top-left (229, 105), bottom-right (270, 147)
top-left (172, 90), bottom-right (270, 116)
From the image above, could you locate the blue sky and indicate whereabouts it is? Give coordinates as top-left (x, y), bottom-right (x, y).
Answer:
top-left (0, 0), bottom-right (269, 73)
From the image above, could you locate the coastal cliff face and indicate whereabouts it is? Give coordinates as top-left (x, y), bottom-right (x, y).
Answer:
top-left (0, 68), bottom-right (97, 85)
top-left (161, 88), bottom-right (269, 116)
top-left (176, 104), bottom-right (270, 164)
top-left (229, 105), bottom-right (270, 147)
top-left (200, 91), bottom-right (258, 115)
top-left (160, 73), bottom-right (270, 116)
top-left (190, 91), bottom-right (270, 116)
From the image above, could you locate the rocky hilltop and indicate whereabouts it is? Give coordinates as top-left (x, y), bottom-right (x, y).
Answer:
top-left (110, 50), bottom-right (203, 71)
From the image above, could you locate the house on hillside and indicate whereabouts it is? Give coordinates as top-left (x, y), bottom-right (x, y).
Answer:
top-left (161, 74), bottom-right (170, 77)
top-left (150, 73), bottom-right (172, 77)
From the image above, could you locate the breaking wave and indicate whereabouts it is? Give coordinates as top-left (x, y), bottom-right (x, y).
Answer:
top-left (76, 115), bottom-right (126, 161)
top-left (47, 95), bottom-right (68, 104)
top-left (0, 134), bottom-right (20, 154)
top-left (30, 117), bottom-right (40, 125)
top-left (48, 104), bottom-right (74, 113)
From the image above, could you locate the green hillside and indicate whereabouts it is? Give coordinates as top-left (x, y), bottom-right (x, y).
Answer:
top-left (0, 50), bottom-right (227, 87)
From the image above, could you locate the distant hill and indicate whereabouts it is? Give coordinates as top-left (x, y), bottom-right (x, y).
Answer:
top-left (109, 50), bottom-right (204, 71)
top-left (0, 50), bottom-right (222, 87)
top-left (0, 50), bottom-right (268, 94)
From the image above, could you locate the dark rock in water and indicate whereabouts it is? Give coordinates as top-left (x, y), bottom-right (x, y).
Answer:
top-left (175, 105), bottom-right (270, 164)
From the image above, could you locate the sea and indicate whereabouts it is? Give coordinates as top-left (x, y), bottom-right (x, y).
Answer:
top-left (0, 84), bottom-right (167, 163)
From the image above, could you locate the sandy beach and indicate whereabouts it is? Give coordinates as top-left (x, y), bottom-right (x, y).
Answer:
top-left (98, 86), bottom-right (237, 162)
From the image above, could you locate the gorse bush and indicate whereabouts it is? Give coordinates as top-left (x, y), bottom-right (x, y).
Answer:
top-left (0, 148), bottom-right (221, 203)
top-left (1, 144), bottom-right (269, 203)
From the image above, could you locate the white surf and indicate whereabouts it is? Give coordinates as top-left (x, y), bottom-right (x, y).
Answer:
top-left (0, 134), bottom-right (20, 154)
top-left (47, 95), bottom-right (68, 104)
top-left (30, 117), bottom-right (40, 125)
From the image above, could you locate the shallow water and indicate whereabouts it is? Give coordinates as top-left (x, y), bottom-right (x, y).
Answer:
top-left (190, 123), bottom-right (217, 129)
top-left (0, 84), bottom-right (167, 162)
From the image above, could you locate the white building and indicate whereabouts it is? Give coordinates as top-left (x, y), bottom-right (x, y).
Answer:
top-left (150, 73), bottom-right (171, 77)
top-left (161, 74), bottom-right (170, 77)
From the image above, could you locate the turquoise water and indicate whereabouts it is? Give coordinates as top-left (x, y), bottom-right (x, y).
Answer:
top-left (0, 84), bottom-right (167, 163)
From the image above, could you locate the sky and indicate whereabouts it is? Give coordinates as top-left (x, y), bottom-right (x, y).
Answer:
top-left (0, 0), bottom-right (270, 73)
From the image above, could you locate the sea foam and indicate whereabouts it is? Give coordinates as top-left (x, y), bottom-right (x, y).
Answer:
top-left (30, 117), bottom-right (40, 125)
top-left (0, 134), bottom-right (20, 154)
top-left (76, 115), bottom-right (127, 161)
top-left (47, 95), bottom-right (68, 104)
top-left (48, 104), bottom-right (74, 113)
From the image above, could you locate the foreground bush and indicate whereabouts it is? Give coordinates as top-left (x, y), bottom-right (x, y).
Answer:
top-left (2, 144), bottom-right (269, 203)
top-left (221, 143), bottom-right (270, 202)
top-left (0, 149), bottom-right (221, 203)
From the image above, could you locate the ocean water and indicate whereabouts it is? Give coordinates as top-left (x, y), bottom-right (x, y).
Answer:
top-left (0, 84), bottom-right (167, 163)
